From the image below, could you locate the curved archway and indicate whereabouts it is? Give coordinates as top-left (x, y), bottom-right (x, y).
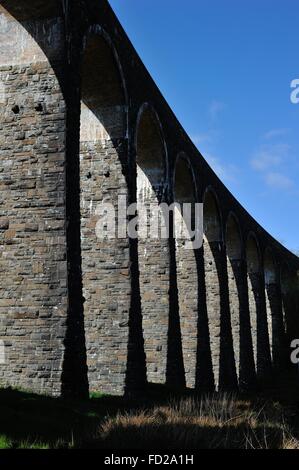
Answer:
top-left (246, 234), bottom-right (271, 378)
top-left (203, 189), bottom-right (221, 389)
top-left (246, 234), bottom-right (260, 374)
top-left (281, 266), bottom-right (299, 354)
top-left (225, 214), bottom-right (240, 384)
top-left (264, 248), bottom-right (276, 361)
top-left (226, 216), bottom-right (256, 390)
top-left (281, 264), bottom-right (292, 338)
top-left (136, 104), bottom-right (169, 385)
top-left (226, 213), bottom-right (242, 380)
top-left (246, 234), bottom-right (260, 371)
top-left (264, 248), bottom-right (284, 369)
top-left (281, 263), bottom-right (293, 365)
top-left (79, 29), bottom-right (131, 394)
top-left (173, 154), bottom-right (198, 388)
top-left (203, 189), bottom-right (237, 390)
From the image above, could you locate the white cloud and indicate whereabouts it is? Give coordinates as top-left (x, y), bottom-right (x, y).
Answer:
top-left (250, 143), bottom-right (291, 171)
top-left (263, 128), bottom-right (290, 140)
top-left (209, 100), bottom-right (225, 120)
top-left (190, 133), bottom-right (212, 146)
top-left (250, 142), bottom-right (296, 193)
top-left (265, 172), bottom-right (294, 190)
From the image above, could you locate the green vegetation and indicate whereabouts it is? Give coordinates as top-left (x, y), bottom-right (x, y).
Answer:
top-left (1, 370), bottom-right (299, 449)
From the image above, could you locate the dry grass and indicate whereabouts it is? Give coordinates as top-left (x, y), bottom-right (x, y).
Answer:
top-left (2, 375), bottom-right (299, 449)
top-left (91, 393), bottom-right (299, 449)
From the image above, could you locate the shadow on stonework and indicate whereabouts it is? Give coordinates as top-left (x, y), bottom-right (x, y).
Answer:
top-left (166, 211), bottom-right (186, 389)
top-left (195, 247), bottom-right (215, 391)
top-left (230, 260), bottom-right (257, 391)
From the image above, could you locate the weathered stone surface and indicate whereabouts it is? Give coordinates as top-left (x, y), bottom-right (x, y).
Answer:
top-left (0, 0), bottom-right (298, 398)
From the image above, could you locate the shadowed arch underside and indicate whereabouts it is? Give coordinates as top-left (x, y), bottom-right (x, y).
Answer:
top-left (226, 216), bottom-right (256, 390)
top-left (174, 155), bottom-right (198, 389)
top-left (136, 105), bottom-right (170, 385)
top-left (203, 190), bottom-right (237, 391)
top-left (246, 235), bottom-right (272, 379)
top-left (264, 248), bottom-right (284, 370)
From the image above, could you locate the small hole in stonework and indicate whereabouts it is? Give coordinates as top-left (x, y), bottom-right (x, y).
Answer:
top-left (86, 172), bottom-right (92, 179)
top-left (104, 171), bottom-right (110, 178)
top-left (35, 103), bottom-right (43, 112)
top-left (12, 105), bottom-right (20, 114)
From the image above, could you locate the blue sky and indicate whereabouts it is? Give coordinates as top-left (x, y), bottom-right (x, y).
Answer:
top-left (110, 0), bottom-right (299, 253)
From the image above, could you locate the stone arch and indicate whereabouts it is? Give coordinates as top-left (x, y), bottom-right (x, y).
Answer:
top-left (136, 103), bottom-right (167, 198)
top-left (203, 187), bottom-right (222, 242)
top-left (280, 263), bottom-right (294, 366)
top-left (203, 188), bottom-right (237, 390)
top-left (246, 234), bottom-right (271, 378)
top-left (264, 248), bottom-right (277, 285)
top-left (203, 188), bottom-right (222, 389)
top-left (79, 27), bottom-right (131, 394)
top-left (226, 213), bottom-right (242, 260)
top-left (246, 233), bottom-right (260, 372)
top-left (281, 263), bottom-right (292, 339)
top-left (264, 248), bottom-right (276, 362)
top-left (281, 266), bottom-right (299, 349)
top-left (0, 4), bottom-right (69, 395)
top-left (264, 247), bottom-right (284, 369)
top-left (246, 233), bottom-right (261, 275)
top-left (225, 213), bottom-right (242, 382)
top-left (135, 103), bottom-right (170, 385)
top-left (226, 215), bottom-right (256, 390)
top-left (173, 153), bottom-right (198, 388)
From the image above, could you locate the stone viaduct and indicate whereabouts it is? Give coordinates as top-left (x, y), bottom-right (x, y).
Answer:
top-left (0, 0), bottom-right (298, 397)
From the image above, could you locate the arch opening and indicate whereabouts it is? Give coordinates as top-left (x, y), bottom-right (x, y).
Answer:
top-left (173, 155), bottom-right (198, 388)
top-left (264, 248), bottom-right (276, 363)
top-left (281, 264), bottom-right (292, 339)
top-left (246, 235), bottom-right (272, 378)
top-left (225, 214), bottom-right (242, 384)
top-left (264, 248), bottom-right (284, 369)
top-left (226, 215), bottom-right (242, 261)
top-left (136, 105), bottom-right (170, 385)
top-left (80, 34), bottom-right (126, 142)
top-left (246, 234), bottom-right (260, 371)
top-left (79, 31), bottom-right (130, 395)
top-left (280, 264), bottom-right (294, 366)
top-left (203, 189), bottom-right (223, 389)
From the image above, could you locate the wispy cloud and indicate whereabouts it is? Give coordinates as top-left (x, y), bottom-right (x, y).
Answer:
top-left (190, 133), bottom-right (213, 146)
top-left (250, 143), bottom-right (291, 171)
top-left (250, 142), bottom-right (295, 191)
top-left (264, 172), bottom-right (294, 190)
top-left (263, 128), bottom-right (290, 140)
top-left (208, 100), bottom-right (225, 121)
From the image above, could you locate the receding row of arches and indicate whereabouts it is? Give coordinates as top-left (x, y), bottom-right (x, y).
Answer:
top-left (78, 28), bottom-right (297, 394)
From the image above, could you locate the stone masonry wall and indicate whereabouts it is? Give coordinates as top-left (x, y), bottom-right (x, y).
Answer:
top-left (0, 9), bottom-right (67, 395)
top-left (80, 138), bottom-right (131, 395)
top-left (0, 0), bottom-right (298, 398)
top-left (176, 236), bottom-right (198, 389)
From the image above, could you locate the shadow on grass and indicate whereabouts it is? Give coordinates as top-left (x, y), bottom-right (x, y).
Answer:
top-left (0, 388), bottom-right (124, 448)
top-left (0, 383), bottom-right (193, 447)
top-left (1, 370), bottom-right (299, 449)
